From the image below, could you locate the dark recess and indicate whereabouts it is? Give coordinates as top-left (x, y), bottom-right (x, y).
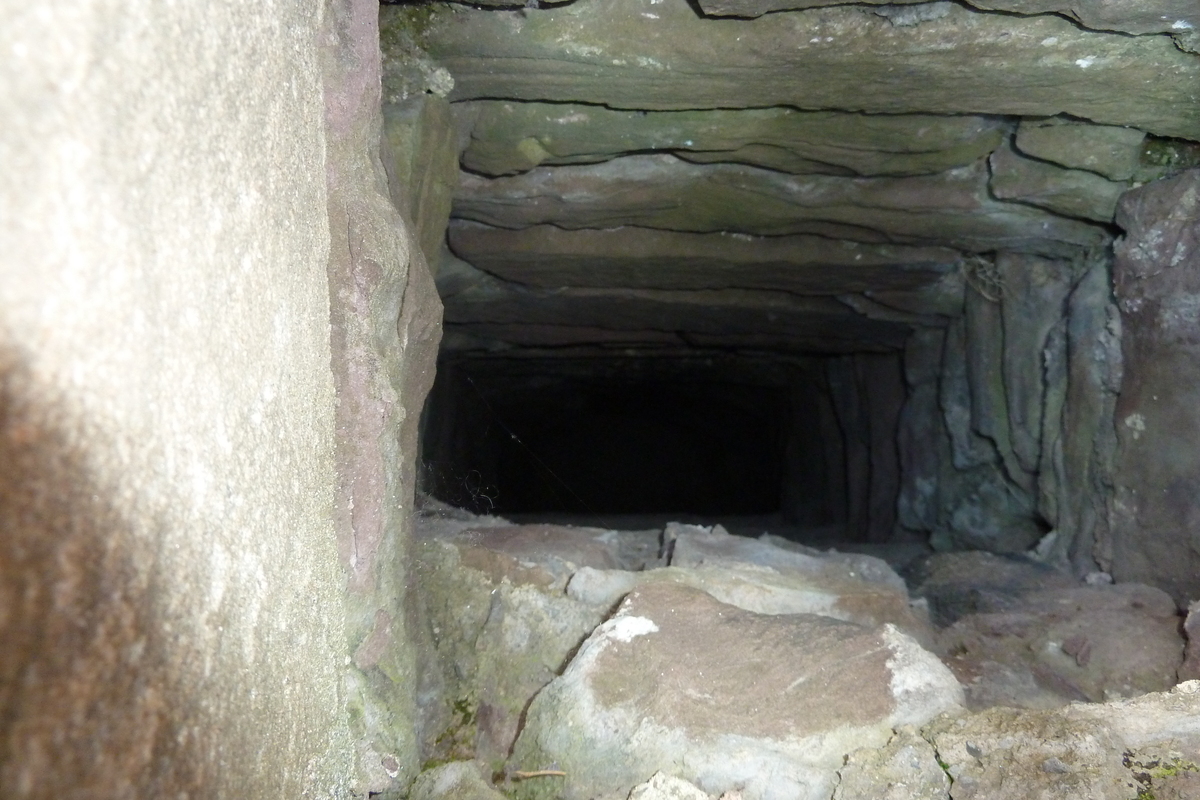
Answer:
top-left (419, 352), bottom-right (906, 541)
top-left (421, 364), bottom-right (788, 516)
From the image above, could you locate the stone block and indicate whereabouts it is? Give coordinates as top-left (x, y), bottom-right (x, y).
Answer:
top-left (1109, 169), bottom-right (1200, 603)
top-left (1015, 118), bottom-right (1146, 181)
top-left (414, 0), bottom-right (1200, 140)
top-left (508, 581), bottom-right (963, 800)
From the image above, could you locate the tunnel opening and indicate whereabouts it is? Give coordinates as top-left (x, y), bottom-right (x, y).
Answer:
top-left (384, 0), bottom-right (1200, 795)
top-left (374, 0), bottom-right (1200, 634)
top-left (419, 348), bottom-right (913, 543)
top-left (421, 361), bottom-right (789, 517)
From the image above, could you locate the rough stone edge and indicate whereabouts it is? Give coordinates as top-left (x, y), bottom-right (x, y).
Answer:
top-left (322, 0), bottom-right (444, 793)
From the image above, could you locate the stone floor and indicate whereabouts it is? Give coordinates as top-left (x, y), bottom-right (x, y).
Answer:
top-left (408, 498), bottom-right (1194, 800)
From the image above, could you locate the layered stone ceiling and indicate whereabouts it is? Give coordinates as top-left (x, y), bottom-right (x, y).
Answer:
top-left (382, 0), bottom-right (1200, 359)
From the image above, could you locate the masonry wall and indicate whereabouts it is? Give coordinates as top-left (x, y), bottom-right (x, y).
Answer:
top-left (0, 1), bottom-right (365, 796)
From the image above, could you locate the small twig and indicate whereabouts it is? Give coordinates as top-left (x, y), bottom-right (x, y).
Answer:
top-left (509, 769), bottom-right (567, 780)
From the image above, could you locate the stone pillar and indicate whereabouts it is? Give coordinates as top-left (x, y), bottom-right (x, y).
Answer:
top-left (1110, 169), bottom-right (1200, 604)
top-left (0, 0), bottom-right (358, 795)
top-left (322, 0), bottom-right (443, 792)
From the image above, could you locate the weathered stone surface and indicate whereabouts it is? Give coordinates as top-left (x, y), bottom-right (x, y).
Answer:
top-left (416, 0), bottom-right (1200, 140)
top-left (939, 317), bottom-right (997, 471)
top-left (897, 328), bottom-right (949, 533)
top-left (918, 278), bottom-right (1053, 552)
top-left (1015, 118), bottom-right (1146, 181)
top-left (931, 463), bottom-right (1044, 553)
top-left (1073, 679), bottom-right (1200, 749)
top-left (966, 283), bottom-right (1027, 491)
top-left (409, 761), bottom-right (508, 800)
top-left (628, 772), bottom-right (714, 800)
top-left (1055, 255), bottom-right (1122, 574)
top-left (568, 551), bottom-right (932, 641)
top-left (0, 0), bottom-right (368, 795)
top-left (383, 95), bottom-right (460, 265)
top-left (1180, 601), bottom-right (1200, 682)
top-left (413, 516), bottom-right (613, 768)
top-left (449, 222), bottom-right (960, 293)
top-left (926, 707), bottom-right (1134, 799)
top-left (896, 274), bottom-right (1090, 554)
top-left (508, 581), bottom-right (963, 800)
top-left (1122, 744), bottom-right (1200, 800)
top-left (834, 726), bottom-right (951, 800)
top-left (907, 551), bottom-right (1077, 627)
top-left (670, 523), bottom-right (908, 591)
top-left (701, 1), bottom-right (959, 27)
top-left (440, 522), bottom-right (623, 586)
top-left (960, 0), bottom-right (1200, 37)
top-left (567, 567), bottom-right (642, 608)
top-left (1137, 137), bottom-right (1200, 184)
top-left (822, 353), bottom-right (909, 541)
top-left (455, 155), bottom-right (1107, 256)
top-left (838, 293), bottom-right (946, 327)
top-left (937, 583), bottom-right (1183, 708)
top-left (867, 268), bottom-right (967, 318)
top-left (380, 6), bottom-right (456, 104)
top-left (700, 0), bottom-right (943, 17)
top-left (862, 353), bottom-right (908, 541)
top-left (998, 253), bottom-right (1077, 474)
top-left (326, 0), bottom-right (445, 786)
top-left (918, 270), bottom-right (1065, 552)
top-left (566, 522), bottom-right (934, 636)
top-left (434, 245), bottom-right (510, 301)
top-left (923, 681), bottom-right (1200, 799)
top-left (990, 143), bottom-right (1127, 222)
top-left (443, 282), bottom-right (914, 354)
top-left (457, 100), bottom-right (1006, 177)
top-left (1110, 169), bottom-right (1200, 604)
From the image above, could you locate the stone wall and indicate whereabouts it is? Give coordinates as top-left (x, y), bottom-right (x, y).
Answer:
top-left (1109, 170), bottom-right (1200, 604)
top-left (324, 0), bottom-right (443, 791)
top-left (0, 0), bottom-right (440, 796)
top-left (893, 251), bottom-right (1122, 564)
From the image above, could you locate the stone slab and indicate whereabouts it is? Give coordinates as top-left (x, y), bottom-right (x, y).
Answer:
top-left (457, 100), bottom-right (1006, 177)
top-left (411, 0), bottom-right (1200, 140)
top-left (1110, 169), bottom-right (1200, 604)
top-left (1015, 118), bottom-right (1146, 181)
top-left (508, 581), bottom-right (963, 800)
top-left (961, 0), bottom-right (1200, 36)
top-left (448, 222), bottom-right (959, 294)
top-left (990, 143), bottom-right (1127, 222)
top-left (442, 283), bottom-right (915, 352)
top-left (938, 583), bottom-right (1183, 708)
top-left (454, 155), bottom-right (1108, 256)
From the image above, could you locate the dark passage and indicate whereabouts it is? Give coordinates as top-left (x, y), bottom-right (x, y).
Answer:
top-left (498, 378), bottom-right (780, 515)
top-left (422, 363), bottom-right (784, 515)
top-left (419, 353), bottom-right (906, 539)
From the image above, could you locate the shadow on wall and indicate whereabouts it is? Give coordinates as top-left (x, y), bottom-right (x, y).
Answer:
top-left (0, 343), bottom-right (193, 797)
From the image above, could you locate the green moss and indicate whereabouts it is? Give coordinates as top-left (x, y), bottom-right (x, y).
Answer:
top-left (380, 2), bottom-right (443, 51)
top-left (1125, 749), bottom-right (1200, 799)
top-left (346, 694), bottom-right (366, 730)
top-left (1134, 136), bottom-right (1200, 185)
top-left (423, 696), bottom-right (480, 771)
top-left (1141, 137), bottom-right (1200, 169)
top-left (934, 752), bottom-right (955, 786)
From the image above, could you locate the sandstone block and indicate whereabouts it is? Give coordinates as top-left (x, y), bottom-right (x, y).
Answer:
top-left (1110, 169), bottom-right (1200, 603)
top-left (458, 101), bottom-right (1005, 178)
top-left (990, 143), bottom-right (1127, 223)
top-left (413, 0), bottom-right (1200, 140)
top-left (454, 155), bottom-right (1107, 256)
top-left (1015, 118), bottom-right (1146, 181)
top-left (508, 581), bottom-right (963, 800)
